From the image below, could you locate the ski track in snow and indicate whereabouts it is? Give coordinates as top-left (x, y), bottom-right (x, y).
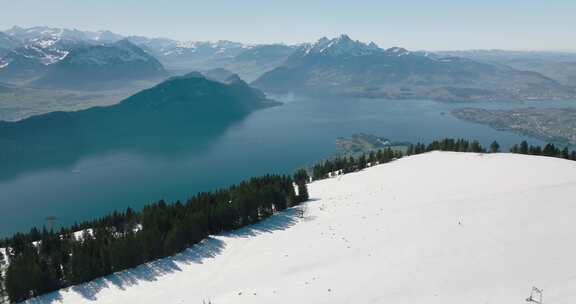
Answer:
top-left (22, 151), bottom-right (576, 304)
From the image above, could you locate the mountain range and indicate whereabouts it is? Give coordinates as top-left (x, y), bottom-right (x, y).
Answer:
top-left (438, 50), bottom-right (576, 87)
top-left (129, 37), bottom-right (296, 81)
top-left (1, 26), bottom-right (575, 102)
top-left (34, 39), bottom-right (166, 89)
top-left (0, 26), bottom-right (295, 85)
top-left (0, 27), bottom-right (165, 87)
top-left (252, 35), bottom-right (576, 102)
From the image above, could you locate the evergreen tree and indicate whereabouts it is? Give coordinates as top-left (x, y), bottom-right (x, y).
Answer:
top-left (5, 248), bottom-right (50, 303)
top-left (509, 144), bottom-right (519, 153)
top-left (561, 147), bottom-right (570, 159)
top-left (520, 141), bottom-right (529, 154)
top-left (490, 141), bottom-right (500, 153)
top-left (293, 169), bottom-right (310, 203)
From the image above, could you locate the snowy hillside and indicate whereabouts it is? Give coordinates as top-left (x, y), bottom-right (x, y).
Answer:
top-left (24, 152), bottom-right (576, 304)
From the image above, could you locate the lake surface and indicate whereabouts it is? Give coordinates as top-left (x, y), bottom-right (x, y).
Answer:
top-left (1, 96), bottom-right (575, 237)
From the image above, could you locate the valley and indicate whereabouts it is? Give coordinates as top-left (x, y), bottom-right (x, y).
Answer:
top-left (1, 94), bottom-right (574, 238)
top-left (0, 81), bottom-right (157, 121)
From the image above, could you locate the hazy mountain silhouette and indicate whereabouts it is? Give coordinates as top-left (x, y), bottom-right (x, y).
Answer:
top-left (0, 72), bottom-right (278, 180)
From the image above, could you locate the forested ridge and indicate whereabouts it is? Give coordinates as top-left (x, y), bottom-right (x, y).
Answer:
top-left (1, 138), bottom-right (575, 303)
top-left (0, 174), bottom-right (308, 303)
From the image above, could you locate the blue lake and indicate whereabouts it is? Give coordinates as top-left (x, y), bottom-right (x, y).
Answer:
top-left (1, 96), bottom-right (574, 237)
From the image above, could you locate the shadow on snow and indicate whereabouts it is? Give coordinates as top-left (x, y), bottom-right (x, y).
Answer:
top-left (25, 204), bottom-right (307, 303)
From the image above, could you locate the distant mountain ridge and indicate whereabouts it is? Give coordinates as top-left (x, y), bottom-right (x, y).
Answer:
top-left (33, 39), bottom-right (166, 89)
top-left (0, 71), bottom-right (275, 133)
top-left (0, 26), bottom-right (123, 83)
top-left (128, 37), bottom-right (296, 81)
top-left (253, 35), bottom-right (576, 102)
top-left (2, 27), bottom-right (575, 101)
top-left (438, 50), bottom-right (576, 87)
top-left (0, 27), bottom-right (161, 85)
top-left (5, 25), bottom-right (123, 44)
top-left (292, 34), bottom-right (381, 58)
top-left (0, 26), bottom-right (296, 85)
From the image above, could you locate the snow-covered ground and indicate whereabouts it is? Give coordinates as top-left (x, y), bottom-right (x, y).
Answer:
top-left (24, 152), bottom-right (576, 304)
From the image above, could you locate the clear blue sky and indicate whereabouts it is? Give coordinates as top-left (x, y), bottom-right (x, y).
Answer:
top-left (2, 0), bottom-right (575, 51)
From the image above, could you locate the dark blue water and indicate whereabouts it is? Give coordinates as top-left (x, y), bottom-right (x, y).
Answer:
top-left (1, 96), bottom-right (574, 237)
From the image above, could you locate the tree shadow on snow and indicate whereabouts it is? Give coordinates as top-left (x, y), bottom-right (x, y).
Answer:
top-left (25, 204), bottom-right (310, 303)
top-left (26, 237), bottom-right (225, 303)
top-left (224, 206), bottom-right (303, 238)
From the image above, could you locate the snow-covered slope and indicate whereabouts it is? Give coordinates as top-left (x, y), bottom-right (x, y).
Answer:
top-left (25, 152), bottom-right (576, 304)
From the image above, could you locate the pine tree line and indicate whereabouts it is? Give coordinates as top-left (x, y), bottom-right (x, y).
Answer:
top-left (0, 174), bottom-right (309, 303)
top-left (510, 141), bottom-right (576, 159)
top-left (309, 138), bottom-right (575, 181)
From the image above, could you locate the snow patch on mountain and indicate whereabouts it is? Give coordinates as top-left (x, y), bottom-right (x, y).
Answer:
top-left (1, 26), bottom-right (124, 67)
top-left (386, 46), bottom-right (411, 56)
top-left (5, 26), bottom-right (123, 44)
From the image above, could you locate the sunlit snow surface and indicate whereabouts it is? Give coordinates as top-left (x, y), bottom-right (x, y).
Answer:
top-left (25, 152), bottom-right (576, 304)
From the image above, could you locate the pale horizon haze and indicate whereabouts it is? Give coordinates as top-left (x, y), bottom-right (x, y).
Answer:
top-left (1, 0), bottom-right (575, 51)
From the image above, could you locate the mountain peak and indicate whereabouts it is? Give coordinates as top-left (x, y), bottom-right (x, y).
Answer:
top-left (335, 34), bottom-right (352, 42)
top-left (301, 35), bottom-right (382, 57)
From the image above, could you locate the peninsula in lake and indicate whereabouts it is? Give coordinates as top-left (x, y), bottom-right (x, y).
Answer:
top-left (452, 107), bottom-right (576, 145)
top-left (336, 133), bottom-right (410, 155)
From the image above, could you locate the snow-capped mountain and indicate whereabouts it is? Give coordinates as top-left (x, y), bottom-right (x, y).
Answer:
top-left (289, 35), bottom-right (423, 61)
top-left (1, 26), bottom-right (123, 66)
top-left (133, 37), bottom-right (253, 68)
top-left (385, 46), bottom-right (411, 56)
top-left (61, 39), bottom-right (162, 67)
top-left (5, 26), bottom-right (123, 44)
top-left (283, 35), bottom-right (381, 65)
top-left (33, 39), bottom-right (166, 89)
top-left (253, 34), bottom-right (575, 102)
top-left (0, 26), bottom-right (296, 85)
top-left (0, 27), bottom-right (173, 86)
top-left (170, 40), bottom-right (248, 55)
top-left (298, 34), bottom-right (381, 57)
top-left (0, 27), bottom-right (119, 83)
top-left (125, 36), bottom-right (178, 56)
top-left (126, 36), bottom-right (295, 81)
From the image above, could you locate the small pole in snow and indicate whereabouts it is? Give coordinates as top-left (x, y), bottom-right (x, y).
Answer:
top-left (526, 286), bottom-right (543, 304)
